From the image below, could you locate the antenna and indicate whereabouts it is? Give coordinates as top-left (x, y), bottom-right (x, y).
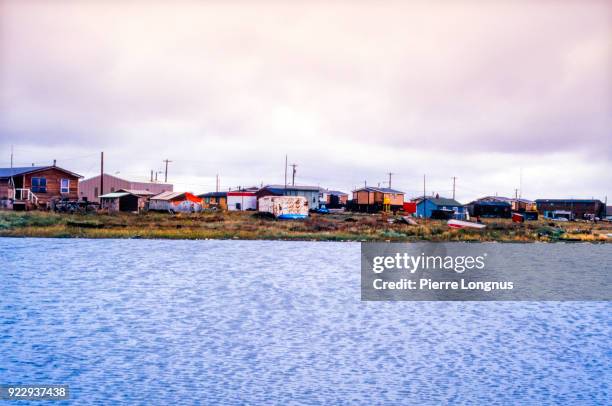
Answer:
top-left (387, 172), bottom-right (393, 188)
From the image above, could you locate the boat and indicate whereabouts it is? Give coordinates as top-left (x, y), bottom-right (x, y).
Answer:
top-left (447, 219), bottom-right (486, 229)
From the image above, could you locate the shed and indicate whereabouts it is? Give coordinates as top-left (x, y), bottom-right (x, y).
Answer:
top-left (258, 196), bottom-right (309, 219)
top-left (199, 191), bottom-right (228, 210)
top-left (227, 189), bottom-right (258, 211)
top-left (256, 185), bottom-right (323, 210)
top-left (99, 191), bottom-right (141, 213)
top-left (149, 191), bottom-right (204, 213)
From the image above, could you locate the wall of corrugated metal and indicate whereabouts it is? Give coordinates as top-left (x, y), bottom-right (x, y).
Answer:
top-left (79, 174), bottom-right (172, 202)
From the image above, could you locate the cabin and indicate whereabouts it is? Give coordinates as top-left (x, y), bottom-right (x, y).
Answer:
top-left (256, 185), bottom-right (323, 210)
top-left (466, 197), bottom-right (512, 218)
top-left (350, 187), bottom-right (404, 213)
top-left (99, 189), bottom-right (155, 213)
top-left (79, 173), bottom-right (172, 203)
top-left (227, 188), bottom-right (258, 211)
top-left (149, 192), bottom-right (204, 213)
top-left (323, 190), bottom-right (349, 208)
top-left (199, 192), bottom-right (228, 210)
top-left (414, 196), bottom-right (466, 219)
top-left (535, 199), bottom-right (606, 220)
top-left (0, 165), bottom-right (82, 210)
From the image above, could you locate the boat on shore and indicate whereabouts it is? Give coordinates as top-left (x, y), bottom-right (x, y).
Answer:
top-left (447, 219), bottom-right (487, 229)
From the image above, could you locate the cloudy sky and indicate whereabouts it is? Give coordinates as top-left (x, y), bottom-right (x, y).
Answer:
top-left (1, 0), bottom-right (611, 201)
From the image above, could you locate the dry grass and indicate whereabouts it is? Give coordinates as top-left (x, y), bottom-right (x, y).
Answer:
top-left (0, 210), bottom-right (610, 242)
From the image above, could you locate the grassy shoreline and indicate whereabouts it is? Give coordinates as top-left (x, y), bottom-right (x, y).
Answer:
top-left (0, 210), bottom-right (610, 242)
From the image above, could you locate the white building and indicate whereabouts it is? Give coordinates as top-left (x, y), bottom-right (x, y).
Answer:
top-left (227, 190), bottom-right (257, 211)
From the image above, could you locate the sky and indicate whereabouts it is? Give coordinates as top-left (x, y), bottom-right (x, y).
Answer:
top-left (1, 0), bottom-right (611, 202)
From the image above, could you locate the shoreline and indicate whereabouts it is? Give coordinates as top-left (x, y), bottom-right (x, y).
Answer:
top-left (1, 211), bottom-right (610, 243)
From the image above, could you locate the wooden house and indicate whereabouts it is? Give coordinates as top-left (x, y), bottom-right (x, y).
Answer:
top-left (535, 199), bottom-right (606, 220)
top-left (0, 165), bottom-right (82, 210)
top-left (350, 187), bottom-right (404, 212)
top-left (414, 196), bottom-right (466, 219)
top-left (199, 192), bottom-right (228, 210)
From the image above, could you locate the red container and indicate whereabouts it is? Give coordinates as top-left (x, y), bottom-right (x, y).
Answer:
top-left (403, 202), bottom-right (417, 214)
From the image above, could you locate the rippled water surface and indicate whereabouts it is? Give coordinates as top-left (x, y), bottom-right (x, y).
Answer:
top-left (1, 238), bottom-right (610, 405)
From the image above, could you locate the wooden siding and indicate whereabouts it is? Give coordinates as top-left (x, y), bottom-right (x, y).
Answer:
top-left (23, 168), bottom-right (80, 205)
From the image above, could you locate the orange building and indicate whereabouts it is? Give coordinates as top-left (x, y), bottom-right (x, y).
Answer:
top-left (351, 186), bottom-right (404, 212)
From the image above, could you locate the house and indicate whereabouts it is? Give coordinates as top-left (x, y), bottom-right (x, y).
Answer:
top-left (99, 189), bottom-right (155, 213)
top-left (258, 196), bottom-right (309, 219)
top-left (466, 197), bottom-right (512, 218)
top-left (0, 164), bottom-right (82, 210)
top-left (323, 190), bottom-right (348, 208)
top-left (535, 199), bottom-right (606, 220)
top-left (256, 185), bottom-right (323, 210)
top-left (415, 196), bottom-right (466, 219)
top-left (199, 191), bottom-right (228, 210)
top-left (350, 186), bottom-right (404, 212)
top-left (149, 191), bottom-right (204, 213)
top-left (79, 173), bottom-right (172, 203)
top-left (227, 188), bottom-right (258, 211)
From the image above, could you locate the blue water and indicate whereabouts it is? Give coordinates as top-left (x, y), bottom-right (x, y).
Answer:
top-left (0, 238), bottom-right (610, 405)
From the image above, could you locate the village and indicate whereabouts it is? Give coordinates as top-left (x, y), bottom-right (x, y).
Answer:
top-left (0, 161), bottom-right (611, 242)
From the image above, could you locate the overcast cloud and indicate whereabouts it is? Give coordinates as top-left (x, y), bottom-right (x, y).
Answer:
top-left (1, 0), bottom-right (610, 201)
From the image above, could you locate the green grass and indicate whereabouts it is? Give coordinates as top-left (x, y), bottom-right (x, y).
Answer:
top-left (0, 210), bottom-right (610, 242)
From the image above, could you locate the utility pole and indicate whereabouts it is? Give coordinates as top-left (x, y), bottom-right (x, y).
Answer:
top-left (387, 172), bottom-right (393, 188)
top-left (515, 188), bottom-right (519, 200)
top-left (100, 152), bottom-right (104, 198)
top-left (364, 180), bottom-right (367, 188)
top-left (284, 155), bottom-right (288, 189)
top-left (290, 163), bottom-right (297, 186)
top-left (163, 159), bottom-right (172, 183)
top-left (150, 170), bottom-right (154, 182)
top-left (10, 145), bottom-right (13, 168)
top-left (519, 167), bottom-right (523, 199)
top-left (423, 174), bottom-right (426, 221)
top-left (216, 174), bottom-right (220, 192)
top-left (452, 176), bottom-right (457, 200)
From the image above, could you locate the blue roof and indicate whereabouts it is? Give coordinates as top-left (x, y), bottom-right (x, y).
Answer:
top-left (0, 166), bottom-right (49, 178)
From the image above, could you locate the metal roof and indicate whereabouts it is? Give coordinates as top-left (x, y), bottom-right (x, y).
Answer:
top-left (0, 165), bottom-right (83, 179)
top-left (151, 191), bottom-right (185, 200)
top-left (352, 186), bottom-right (404, 194)
top-left (535, 199), bottom-right (603, 204)
top-left (199, 191), bottom-right (228, 198)
top-left (263, 185), bottom-right (323, 192)
top-left (117, 189), bottom-right (155, 196)
top-left (99, 192), bottom-right (130, 199)
top-left (0, 166), bottom-right (50, 178)
top-left (326, 190), bottom-right (348, 196)
top-left (419, 197), bottom-right (463, 207)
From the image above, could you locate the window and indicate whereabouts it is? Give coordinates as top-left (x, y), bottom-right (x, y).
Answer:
top-left (60, 179), bottom-right (70, 194)
top-left (31, 177), bottom-right (47, 193)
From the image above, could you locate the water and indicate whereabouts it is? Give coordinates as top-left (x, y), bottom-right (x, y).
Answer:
top-left (0, 238), bottom-right (610, 405)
